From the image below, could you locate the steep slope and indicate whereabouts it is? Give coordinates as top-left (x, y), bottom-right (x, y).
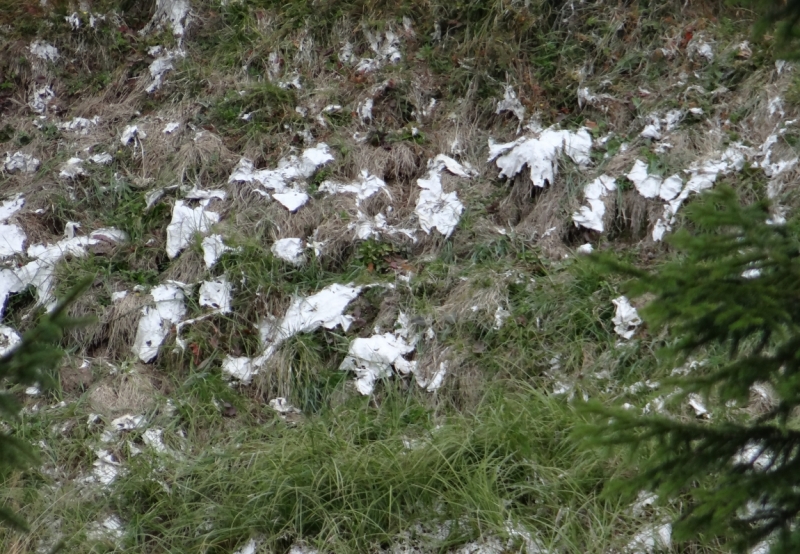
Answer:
top-left (0, 1), bottom-right (796, 552)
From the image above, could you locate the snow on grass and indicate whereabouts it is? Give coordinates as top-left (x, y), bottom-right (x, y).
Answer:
top-left (4, 151), bottom-right (40, 173)
top-left (59, 157), bottom-right (86, 179)
top-left (415, 155), bottom-right (474, 237)
top-left (29, 40), bottom-right (59, 62)
top-left (228, 143), bottom-right (333, 212)
top-left (271, 238), bottom-right (306, 266)
top-left (166, 200), bottom-right (220, 259)
top-left (319, 170), bottom-right (388, 202)
top-left (57, 116), bottom-right (100, 135)
top-left (222, 283), bottom-right (361, 383)
top-left (202, 234), bottom-right (229, 268)
top-left (198, 278), bottom-right (232, 313)
top-left (132, 283), bottom-right (188, 362)
top-left (612, 296), bottom-right (641, 340)
top-left (572, 174), bottom-right (616, 232)
top-left (0, 326), bottom-right (21, 356)
top-left (29, 86), bottom-right (55, 114)
top-left (488, 127), bottom-right (592, 188)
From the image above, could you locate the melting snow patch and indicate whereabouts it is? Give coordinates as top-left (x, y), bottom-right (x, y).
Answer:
top-left (572, 174), bottom-right (617, 232)
top-left (90, 450), bottom-right (121, 486)
top-left (202, 234), bottom-right (229, 268)
top-left (146, 49), bottom-right (185, 93)
top-left (234, 539), bottom-right (259, 554)
top-left (271, 238), bottom-right (306, 266)
top-left (340, 332), bottom-right (416, 395)
top-left (144, 0), bottom-right (191, 37)
top-left (59, 157), bottom-right (86, 179)
top-left (142, 428), bottom-right (168, 454)
top-left (132, 284), bottom-right (187, 362)
top-left (89, 152), bottom-right (113, 165)
top-left (199, 278), bottom-right (232, 313)
top-left (0, 326), bottom-right (21, 356)
top-left (577, 243), bottom-right (594, 254)
top-left (626, 160), bottom-right (682, 201)
top-left (350, 212), bottom-right (417, 242)
top-left (163, 121), bottom-right (180, 134)
top-left (0, 195), bottom-right (24, 221)
top-left (228, 143), bottom-right (333, 211)
top-left (3, 152), bottom-right (40, 174)
top-left (30, 86), bottom-right (55, 114)
top-left (87, 515), bottom-right (125, 543)
top-left (57, 116), bottom-right (100, 135)
top-left (494, 306), bottom-right (510, 330)
top-left (0, 224), bottom-right (26, 257)
top-left (222, 284), bottom-right (361, 383)
top-left (166, 200), bottom-right (220, 258)
top-left (612, 296), bottom-right (641, 340)
top-left (3, 230), bottom-right (126, 313)
top-left (496, 85), bottom-right (526, 124)
top-left (319, 170), bottom-right (388, 202)
top-left (488, 127), bottom-right (592, 188)
top-left (29, 41), bottom-right (59, 62)
top-left (269, 397), bottom-right (301, 415)
top-left (120, 125), bottom-right (146, 146)
top-left (687, 37), bottom-right (714, 62)
top-left (415, 155), bottom-right (473, 237)
top-left (355, 29), bottom-right (402, 72)
top-left (625, 522), bottom-right (672, 554)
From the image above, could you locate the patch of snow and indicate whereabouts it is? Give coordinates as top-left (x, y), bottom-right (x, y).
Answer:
top-left (340, 332), bottom-right (416, 395)
top-left (687, 393), bottom-right (710, 418)
top-left (89, 152), bottom-right (113, 165)
top-left (198, 278), bottom-right (232, 313)
top-left (625, 522), bottom-right (671, 553)
top-left (29, 86), bottom-right (55, 114)
top-left (202, 234), bottom-right (229, 268)
top-left (132, 284), bottom-right (186, 362)
top-left (494, 306), bottom-right (510, 330)
top-left (5, 230), bottom-right (126, 312)
top-left (496, 85), bottom-right (526, 123)
top-left (356, 29), bottom-right (402, 72)
top-left (163, 121), bottom-right (180, 134)
top-left (3, 152), bottom-right (40, 174)
top-left (272, 191), bottom-right (309, 212)
top-left (612, 296), bottom-right (641, 340)
top-left (687, 37), bottom-right (714, 62)
top-left (0, 225), bottom-right (26, 257)
top-left (165, 200), bottom-right (220, 258)
top-left (222, 284), bottom-right (361, 383)
top-left (120, 125), bottom-right (146, 146)
top-left (572, 174), bottom-right (616, 232)
top-left (626, 160), bottom-right (682, 201)
top-left (577, 243), bottom-right (594, 254)
top-left (184, 187), bottom-right (226, 202)
top-left (350, 212), bottom-right (417, 242)
top-left (415, 155), bottom-right (473, 237)
top-left (90, 450), bottom-right (120, 486)
top-left (0, 326), bottom-right (21, 356)
top-left (640, 114), bottom-right (661, 140)
top-left (221, 356), bottom-right (255, 383)
top-left (59, 157), bottom-right (86, 179)
top-left (234, 539), bottom-right (259, 554)
top-left (228, 144), bottom-right (332, 210)
top-left (142, 428), bottom-right (168, 454)
top-left (29, 41), bottom-right (59, 62)
top-left (65, 12), bottom-right (81, 29)
top-left (271, 238), bottom-right (306, 266)
top-left (112, 291), bottom-right (128, 302)
top-left (319, 170), bottom-right (388, 202)
top-left (269, 397), bottom-right (301, 414)
top-left (144, 0), bottom-right (191, 37)
top-left (488, 127), bottom-right (592, 188)
top-left (57, 116), bottom-right (100, 135)
top-left (0, 195), bottom-right (24, 221)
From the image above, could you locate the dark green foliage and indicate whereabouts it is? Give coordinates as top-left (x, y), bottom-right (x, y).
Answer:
top-left (582, 187), bottom-right (800, 552)
top-left (753, 0), bottom-right (800, 58)
top-left (0, 281), bottom-right (89, 530)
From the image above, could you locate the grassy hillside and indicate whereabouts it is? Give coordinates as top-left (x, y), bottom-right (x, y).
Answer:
top-left (0, 0), bottom-right (794, 552)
